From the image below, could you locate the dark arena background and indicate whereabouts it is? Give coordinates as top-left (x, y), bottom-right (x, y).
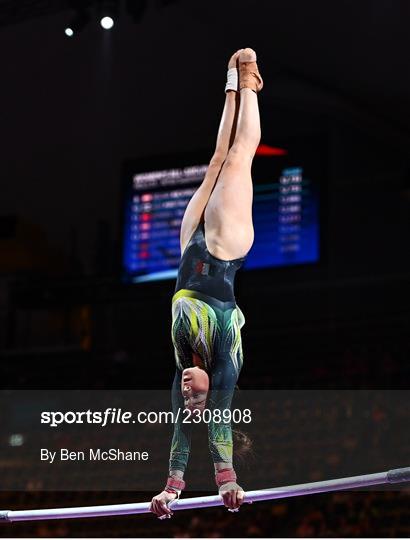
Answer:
top-left (0, 0), bottom-right (409, 538)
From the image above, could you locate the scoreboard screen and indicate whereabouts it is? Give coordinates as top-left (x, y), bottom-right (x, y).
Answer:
top-left (121, 138), bottom-right (323, 283)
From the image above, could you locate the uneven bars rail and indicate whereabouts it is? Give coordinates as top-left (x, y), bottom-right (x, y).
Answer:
top-left (1, 467), bottom-right (409, 523)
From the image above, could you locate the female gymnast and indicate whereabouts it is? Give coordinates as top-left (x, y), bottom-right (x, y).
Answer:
top-left (150, 48), bottom-right (263, 519)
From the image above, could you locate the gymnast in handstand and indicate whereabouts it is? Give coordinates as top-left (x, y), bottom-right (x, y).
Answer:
top-left (150, 47), bottom-right (263, 519)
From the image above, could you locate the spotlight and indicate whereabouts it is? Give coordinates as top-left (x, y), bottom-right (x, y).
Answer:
top-left (100, 15), bottom-right (114, 29)
top-left (64, 4), bottom-right (90, 37)
top-left (98, 0), bottom-right (118, 30)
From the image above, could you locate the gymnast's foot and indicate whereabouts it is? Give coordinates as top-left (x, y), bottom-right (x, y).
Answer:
top-left (228, 49), bottom-right (243, 69)
top-left (239, 47), bottom-right (263, 92)
top-left (225, 49), bottom-right (243, 93)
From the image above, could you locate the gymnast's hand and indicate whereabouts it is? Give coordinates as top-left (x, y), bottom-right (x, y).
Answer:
top-left (219, 481), bottom-right (245, 511)
top-left (149, 490), bottom-right (177, 519)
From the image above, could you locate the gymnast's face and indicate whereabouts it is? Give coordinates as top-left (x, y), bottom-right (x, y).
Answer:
top-left (181, 367), bottom-right (209, 412)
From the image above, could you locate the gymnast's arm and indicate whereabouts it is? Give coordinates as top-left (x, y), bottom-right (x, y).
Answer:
top-left (150, 370), bottom-right (192, 518)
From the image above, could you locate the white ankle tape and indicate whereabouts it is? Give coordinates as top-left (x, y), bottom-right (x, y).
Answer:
top-left (225, 68), bottom-right (238, 93)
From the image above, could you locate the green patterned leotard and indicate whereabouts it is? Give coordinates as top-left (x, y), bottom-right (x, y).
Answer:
top-left (169, 220), bottom-right (246, 473)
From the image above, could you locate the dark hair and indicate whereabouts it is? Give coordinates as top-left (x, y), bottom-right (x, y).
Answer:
top-left (231, 383), bottom-right (253, 461)
top-left (232, 428), bottom-right (253, 462)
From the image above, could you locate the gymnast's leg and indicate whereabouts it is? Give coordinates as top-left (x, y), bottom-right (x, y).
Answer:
top-left (179, 50), bottom-right (242, 253)
top-left (204, 48), bottom-right (263, 261)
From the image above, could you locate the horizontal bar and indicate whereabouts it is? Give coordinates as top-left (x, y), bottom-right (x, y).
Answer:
top-left (1, 467), bottom-right (409, 523)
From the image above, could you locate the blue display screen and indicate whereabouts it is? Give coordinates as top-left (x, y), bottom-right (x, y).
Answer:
top-left (121, 141), bottom-right (322, 283)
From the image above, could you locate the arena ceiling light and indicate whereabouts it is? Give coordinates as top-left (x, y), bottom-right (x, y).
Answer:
top-left (64, 1), bottom-right (91, 38)
top-left (100, 15), bottom-right (114, 29)
top-left (64, 12), bottom-right (90, 37)
top-left (98, 0), bottom-right (118, 30)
